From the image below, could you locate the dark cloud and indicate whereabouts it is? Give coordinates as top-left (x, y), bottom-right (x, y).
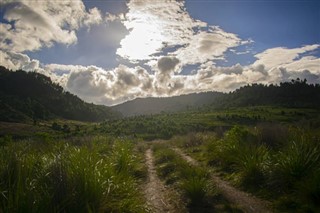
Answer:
top-left (157, 56), bottom-right (180, 73)
top-left (279, 67), bottom-right (320, 84)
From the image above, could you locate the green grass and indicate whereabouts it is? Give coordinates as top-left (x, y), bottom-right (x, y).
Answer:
top-left (152, 144), bottom-right (242, 212)
top-left (176, 125), bottom-right (320, 212)
top-left (0, 136), bottom-right (147, 213)
top-left (97, 106), bottom-right (320, 140)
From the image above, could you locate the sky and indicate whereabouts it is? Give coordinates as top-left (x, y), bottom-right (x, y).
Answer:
top-left (0, 0), bottom-right (319, 106)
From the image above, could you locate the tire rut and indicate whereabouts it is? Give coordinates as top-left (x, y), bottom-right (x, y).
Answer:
top-left (173, 148), bottom-right (273, 213)
top-left (144, 148), bottom-right (182, 213)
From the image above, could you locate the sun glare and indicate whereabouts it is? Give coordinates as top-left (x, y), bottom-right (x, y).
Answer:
top-left (117, 14), bottom-right (165, 61)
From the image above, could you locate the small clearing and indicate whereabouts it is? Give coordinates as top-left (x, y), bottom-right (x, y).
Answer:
top-left (173, 148), bottom-right (273, 213)
top-left (144, 149), bottom-right (183, 213)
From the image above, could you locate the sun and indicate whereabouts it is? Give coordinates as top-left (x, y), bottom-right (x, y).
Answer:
top-left (117, 14), bottom-right (165, 61)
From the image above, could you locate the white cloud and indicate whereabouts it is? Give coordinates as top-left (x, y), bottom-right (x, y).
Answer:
top-left (2, 48), bottom-right (320, 106)
top-left (1, 0), bottom-right (319, 106)
top-left (105, 12), bottom-right (125, 23)
top-left (117, 0), bottom-right (209, 61)
top-left (117, 0), bottom-right (245, 69)
top-left (0, 0), bottom-right (102, 52)
top-left (0, 50), bottom-right (40, 71)
top-left (64, 65), bottom-right (155, 105)
top-left (84, 7), bottom-right (102, 26)
top-left (253, 44), bottom-right (320, 69)
top-left (173, 27), bottom-right (241, 66)
top-left (283, 56), bottom-right (320, 74)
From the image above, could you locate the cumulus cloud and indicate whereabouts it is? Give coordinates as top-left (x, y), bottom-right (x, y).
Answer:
top-left (84, 7), bottom-right (103, 26)
top-left (2, 43), bottom-right (319, 106)
top-left (284, 56), bottom-right (320, 74)
top-left (157, 57), bottom-right (180, 73)
top-left (116, 0), bottom-right (243, 64)
top-left (0, 0), bottom-right (319, 106)
top-left (253, 44), bottom-right (320, 69)
top-left (0, 50), bottom-right (40, 71)
top-left (105, 12), bottom-right (125, 23)
top-left (0, 0), bottom-right (102, 52)
top-left (59, 65), bottom-right (155, 105)
top-left (173, 27), bottom-right (242, 66)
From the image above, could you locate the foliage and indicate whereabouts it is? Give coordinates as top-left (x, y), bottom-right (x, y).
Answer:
top-left (112, 78), bottom-right (320, 118)
top-left (0, 66), bottom-right (121, 122)
top-left (212, 79), bottom-right (320, 109)
top-left (0, 136), bottom-right (147, 212)
top-left (153, 144), bottom-right (214, 208)
top-left (197, 125), bottom-right (320, 212)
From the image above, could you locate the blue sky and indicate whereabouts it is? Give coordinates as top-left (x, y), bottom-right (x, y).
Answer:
top-left (0, 0), bottom-right (319, 105)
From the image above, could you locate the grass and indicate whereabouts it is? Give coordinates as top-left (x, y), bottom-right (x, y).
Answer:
top-left (0, 136), bottom-right (147, 213)
top-left (152, 144), bottom-right (242, 212)
top-left (1, 105), bottom-right (320, 212)
top-left (98, 106), bottom-right (320, 140)
top-left (175, 125), bottom-right (320, 212)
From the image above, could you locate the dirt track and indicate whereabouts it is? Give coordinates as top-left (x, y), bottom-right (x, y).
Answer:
top-left (144, 149), bottom-right (183, 213)
top-left (173, 148), bottom-right (273, 213)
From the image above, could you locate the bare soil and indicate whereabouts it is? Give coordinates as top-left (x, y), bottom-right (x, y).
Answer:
top-left (173, 148), bottom-right (273, 213)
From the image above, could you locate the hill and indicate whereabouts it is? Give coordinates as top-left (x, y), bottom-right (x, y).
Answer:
top-left (112, 92), bottom-right (223, 117)
top-left (212, 80), bottom-right (320, 109)
top-left (113, 79), bottom-right (320, 117)
top-left (0, 66), bottom-right (120, 122)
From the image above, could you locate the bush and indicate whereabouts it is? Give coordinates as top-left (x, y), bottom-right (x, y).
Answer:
top-left (269, 140), bottom-right (320, 192)
top-left (234, 145), bottom-right (270, 188)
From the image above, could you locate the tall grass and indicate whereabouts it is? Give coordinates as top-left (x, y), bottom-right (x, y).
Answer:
top-left (0, 136), bottom-right (147, 212)
top-left (203, 125), bottom-right (320, 212)
top-left (153, 144), bottom-right (214, 208)
top-left (268, 131), bottom-right (320, 211)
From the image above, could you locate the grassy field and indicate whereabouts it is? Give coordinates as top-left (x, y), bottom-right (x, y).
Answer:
top-left (1, 106), bottom-right (320, 212)
top-left (99, 106), bottom-right (320, 140)
top-left (152, 143), bottom-right (242, 212)
top-left (170, 126), bottom-right (320, 212)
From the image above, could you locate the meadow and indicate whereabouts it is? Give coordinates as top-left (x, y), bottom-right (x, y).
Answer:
top-left (1, 106), bottom-right (320, 212)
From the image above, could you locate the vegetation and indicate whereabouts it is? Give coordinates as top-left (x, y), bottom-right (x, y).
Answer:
top-left (1, 67), bottom-right (320, 212)
top-left (0, 136), bottom-right (147, 212)
top-left (173, 126), bottom-right (320, 212)
top-left (114, 78), bottom-right (320, 117)
top-left (152, 144), bottom-right (242, 212)
top-left (153, 144), bottom-right (214, 210)
top-left (113, 92), bottom-right (223, 117)
top-left (100, 106), bottom-right (320, 140)
top-left (0, 66), bottom-right (120, 122)
top-left (210, 79), bottom-right (320, 109)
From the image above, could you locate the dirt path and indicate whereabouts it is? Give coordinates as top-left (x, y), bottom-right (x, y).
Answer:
top-left (144, 149), bottom-right (182, 213)
top-left (173, 148), bottom-right (273, 213)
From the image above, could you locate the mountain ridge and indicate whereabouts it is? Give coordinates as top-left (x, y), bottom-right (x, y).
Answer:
top-left (112, 91), bottom-right (223, 116)
top-left (113, 79), bottom-right (320, 117)
top-left (0, 66), bottom-right (120, 122)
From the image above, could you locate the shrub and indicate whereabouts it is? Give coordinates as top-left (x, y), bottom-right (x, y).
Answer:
top-left (256, 123), bottom-right (289, 148)
top-left (269, 140), bottom-right (320, 192)
top-left (234, 145), bottom-right (270, 188)
top-left (180, 166), bottom-right (212, 206)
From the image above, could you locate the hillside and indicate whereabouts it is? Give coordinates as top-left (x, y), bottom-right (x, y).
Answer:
top-left (212, 80), bottom-right (320, 109)
top-left (112, 92), bottom-right (223, 116)
top-left (0, 66), bottom-right (120, 122)
top-left (113, 79), bottom-right (320, 117)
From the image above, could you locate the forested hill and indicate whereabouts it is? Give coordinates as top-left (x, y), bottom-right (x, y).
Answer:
top-left (211, 79), bottom-right (320, 109)
top-left (0, 66), bottom-right (120, 122)
top-left (112, 92), bottom-right (223, 116)
top-left (114, 79), bottom-right (320, 117)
